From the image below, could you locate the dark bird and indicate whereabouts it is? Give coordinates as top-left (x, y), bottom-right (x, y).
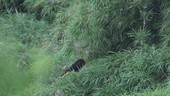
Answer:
top-left (60, 59), bottom-right (85, 77)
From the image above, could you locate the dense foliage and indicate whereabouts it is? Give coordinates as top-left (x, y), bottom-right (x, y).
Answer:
top-left (0, 0), bottom-right (170, 96)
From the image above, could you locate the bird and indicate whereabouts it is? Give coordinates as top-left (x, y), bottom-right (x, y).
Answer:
top-left (60, 59), bottom-right (85, 77)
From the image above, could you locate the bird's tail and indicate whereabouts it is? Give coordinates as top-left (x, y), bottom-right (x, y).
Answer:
top-left (60, 66), bottom-right (72, 77)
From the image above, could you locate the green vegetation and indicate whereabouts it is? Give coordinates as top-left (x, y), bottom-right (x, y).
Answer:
top-left (0, 0), bottom-right (170, 96)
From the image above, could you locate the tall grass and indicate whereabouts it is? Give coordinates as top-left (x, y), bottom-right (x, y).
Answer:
top-left (24, 0), bottom-right (72, 22)
top-left (160, 3), bottom-right (170, 47)
top-left (51, 0), bottom-right (165, 59)
top-left (0, 0), bottom-right (24, 13)
top-left (0, 13), bottom-right (57, 96)
top-left (0, 0), bottom-right (170, 96)
top-left (0, 34), bottom-right (31, 96)
top-left (52, 45), bottom-right (170, 96)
